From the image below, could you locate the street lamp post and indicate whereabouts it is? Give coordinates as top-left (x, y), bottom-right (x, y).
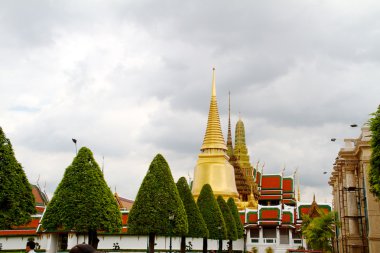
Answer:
top-left (169, 214), bottom-right (175, 253)
top-left (72, 138), bottom-right (77, 154)
top-left (243, 228), bottom-right (247, 253)
top-left (218, 226), bottom-right (222, 253)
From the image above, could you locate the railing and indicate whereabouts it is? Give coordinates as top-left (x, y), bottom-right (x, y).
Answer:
top-left (263, 238), bottom-right (276, 244)
top-left (251, 238), bottom-right (259, 243)
top-left (250, 238), bottom-right (277, 244)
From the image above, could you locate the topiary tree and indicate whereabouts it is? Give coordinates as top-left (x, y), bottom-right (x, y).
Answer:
top-left (0, 127), bottom-right (35, 229)
top-left (41, 147), bottom-right (121, 249)
top-left (217, 196), bottom-right (237, 253)
top-left (369, 105), bottom-right (380, 199)
top-left (127, 154), bottom-right (188, 253)
top-left (176, 177), bottom-right (208, 253)
top-left (227, 197), bottom-right (244, 239)
top-left (197, 184), bottom-right (226, 253)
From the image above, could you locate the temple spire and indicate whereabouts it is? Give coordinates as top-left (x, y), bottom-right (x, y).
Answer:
top-left (212, 67), bottom-right (216, 97)
top-left (200, 68), bottom-right (227, 151)
top-left (226, 91), bottom-right (234, 157)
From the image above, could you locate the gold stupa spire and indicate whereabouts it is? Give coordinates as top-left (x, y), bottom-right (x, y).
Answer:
top-left (192, 68), bottom-right (239, 200)
top-left (201, 68), bottom-right (227, 151)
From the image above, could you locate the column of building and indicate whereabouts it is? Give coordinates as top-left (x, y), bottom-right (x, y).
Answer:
top-left (345, 161), bottom-right (360, 237)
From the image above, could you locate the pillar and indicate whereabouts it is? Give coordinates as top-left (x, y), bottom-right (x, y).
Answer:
top-left (259, 226), bottom-right (263, 244)
top-left (346, 167), bottom-right (359, 236)
top-left (46, 234), bottom-right (58, 253)
top-left (289, 228), bottom-right (293, 247)
top-left (276, 226), bottom-right (280, 246)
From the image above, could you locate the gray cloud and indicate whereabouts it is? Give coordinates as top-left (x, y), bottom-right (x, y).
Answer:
top-left (1, 0), bottom-right (380, 202)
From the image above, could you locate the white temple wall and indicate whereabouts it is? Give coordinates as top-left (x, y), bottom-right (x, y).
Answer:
top-left (0, 235), bottom-right (48, 251)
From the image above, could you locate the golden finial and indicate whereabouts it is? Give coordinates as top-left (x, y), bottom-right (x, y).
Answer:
top-left (212, 67), bottom-right (216, 97)
top-left (254, 160), bottom-right (260, 181)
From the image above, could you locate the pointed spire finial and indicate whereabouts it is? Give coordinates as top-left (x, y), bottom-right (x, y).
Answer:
top-left (226, 90), bottom-right (234, 156)
top-left (200, 68), bottom-right (227, 151)
top-left (212, 67), bottom-right (216, 97)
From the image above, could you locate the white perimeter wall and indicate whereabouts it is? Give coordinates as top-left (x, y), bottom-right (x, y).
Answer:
top-left (0, 235), bottom-right (48, 251)
top-left (1, 234), bottom-right (244, 252)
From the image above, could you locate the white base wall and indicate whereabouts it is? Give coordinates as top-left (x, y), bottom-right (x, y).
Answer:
top-left (0, 234), bottom-right (244, 252)
top-left (1, 234), bottom-right (306, 252)
top-left (0, 235), bottom-right (49, 251)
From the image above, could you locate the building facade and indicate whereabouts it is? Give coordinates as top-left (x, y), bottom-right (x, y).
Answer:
top-left (329, 125), bottom-right (380, 253)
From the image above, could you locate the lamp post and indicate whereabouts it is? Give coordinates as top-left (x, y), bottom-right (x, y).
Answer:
top-left (169, 214), bottom-right (175, 253)
top-left (218, 226), bottom-right (222, 253)
top-left (72, 138), bottom-right (77, 154)
top-left (243, 228), bottom-right (247, 253)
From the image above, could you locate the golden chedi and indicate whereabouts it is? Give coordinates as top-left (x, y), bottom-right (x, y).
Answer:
top-left (191, 68), bottom-right (239, 200)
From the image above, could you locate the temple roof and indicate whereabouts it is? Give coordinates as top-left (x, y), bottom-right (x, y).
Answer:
top-left (114, 193), bottom-right (134, 210)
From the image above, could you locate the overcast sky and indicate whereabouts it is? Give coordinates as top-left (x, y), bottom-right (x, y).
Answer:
top-left (1, 0), bottom-right (380, 203)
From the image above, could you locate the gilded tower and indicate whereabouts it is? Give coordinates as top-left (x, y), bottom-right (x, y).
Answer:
top-left (234, 118), bottom-right (254, 182)
top-left (232, 117), bottom-right (259, 206)
top-left (234, 119), bottom-right (251, 168)
top-left (191, 69), bottom-right (239, 200)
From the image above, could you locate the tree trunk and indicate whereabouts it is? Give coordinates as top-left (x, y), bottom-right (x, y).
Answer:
top-left (203, 237), bottom-right (207, 253)
top-left (228, 239), bottom-right (233, 253)
top-left (88, 229), bottom-right (99, 249)
top-left (180, 236), bottom-right (186, 253)
top-left (149, 233), bottom-right (155, 253)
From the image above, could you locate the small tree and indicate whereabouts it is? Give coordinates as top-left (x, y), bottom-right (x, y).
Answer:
top-left (217, 196), bottom-right (237, 253)
top-left (369, 105), bottom-right (380, 199)
top-left (301, 211), bottom-right (339, 252)
top-left (176, 177), bottom-right (208, 253)
top-left (128, 154), bottom-right (188, 253)
top-left (41, 147), bottom-right (121, 249)
top-left (0, 127), bottom-right (35, 229)
top-left (197, 184), bottom-right (226, 253)
top-left (227, 197), bottom-right (244, 239)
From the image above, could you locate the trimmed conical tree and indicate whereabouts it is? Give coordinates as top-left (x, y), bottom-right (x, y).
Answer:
top-left (217, 196), bottom-right (237, 253)
top-left (41, 147), bottom-right (121, 249)
top-left (369, 105), bottom-right (380, 199)
top-left (176, 177), bottom-right (208, 253)
top-left (227, 197), bottom-right (244, 239)
top-left (0, 127), bottom-right (35, 229)
top-left (197, 184), bottom-right (226, 253)
top-left (128, 154), bottom-right (188, 253)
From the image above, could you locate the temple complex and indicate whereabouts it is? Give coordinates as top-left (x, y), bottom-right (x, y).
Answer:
top-left (191, 69), bottom-right (332, 252)
top-left (1, 69), bottom-right (332, 253)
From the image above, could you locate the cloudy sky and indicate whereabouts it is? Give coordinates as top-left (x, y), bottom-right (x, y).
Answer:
top-left (1, 0), bottom-right (380, 203)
